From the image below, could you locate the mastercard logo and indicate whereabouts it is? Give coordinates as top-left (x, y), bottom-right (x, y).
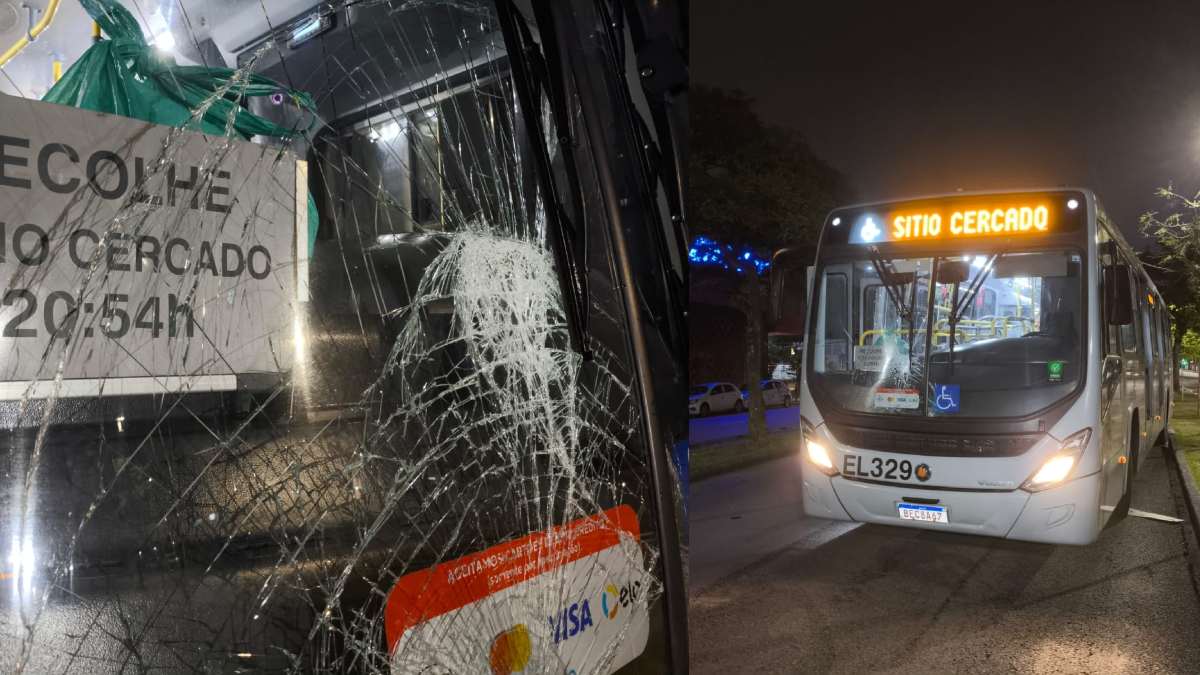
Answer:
top-left (488, 623), bottom-right (532, 675)
top-left (601, 584), bottom-right (620, 619)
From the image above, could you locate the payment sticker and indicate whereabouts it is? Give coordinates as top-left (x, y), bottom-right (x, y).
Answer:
top-left (384, 505), bottom-right (650, 674)
top-left (873, 388), bottom-right (920, 409)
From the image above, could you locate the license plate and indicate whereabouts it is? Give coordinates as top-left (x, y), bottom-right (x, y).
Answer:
top-left (897, 502), bottom-right (948, 524)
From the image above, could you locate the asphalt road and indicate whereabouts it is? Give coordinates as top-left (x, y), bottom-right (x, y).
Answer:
top-left (689, 443), bottom-right (1200, 673)
top-left (689, 406), bottom-right (800, 445)
top-left (688, 456), bottom-right (859, 593)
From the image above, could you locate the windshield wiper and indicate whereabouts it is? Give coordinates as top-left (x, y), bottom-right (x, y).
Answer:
top-left (950, 254), bottom-right (1000, 325)
top-left (870, 250), bottom-right (909, 320)
top-left (943, 252), bottom-right (1002, 373)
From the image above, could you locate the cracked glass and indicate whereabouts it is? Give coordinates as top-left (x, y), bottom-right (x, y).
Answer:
top-left (0, 0), bottom-right (683, 671)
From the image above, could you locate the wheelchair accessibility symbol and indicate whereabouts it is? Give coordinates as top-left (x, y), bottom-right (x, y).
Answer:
top-left (933, 384), bottom-right (960, 414)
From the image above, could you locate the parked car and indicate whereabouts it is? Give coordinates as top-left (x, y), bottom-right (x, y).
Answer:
top-left (771, 363), bottom-right (797, 381)
top-left (740, 379), bottom-right (793, 408)
top-left (689, 382), bottom-right (744, 416)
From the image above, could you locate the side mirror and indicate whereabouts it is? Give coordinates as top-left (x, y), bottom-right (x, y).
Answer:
top-left (768, 248), bottom-right (811, 335)
top-left (1104, 264), bottom-right (1133, 326)
top-left (937, 260), bottom-right (970, 285)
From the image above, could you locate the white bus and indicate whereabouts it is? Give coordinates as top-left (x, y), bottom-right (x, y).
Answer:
top-left (786, 189), bottom-right (1172, 545)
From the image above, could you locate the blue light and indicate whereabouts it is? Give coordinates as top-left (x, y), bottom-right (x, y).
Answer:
top-left (689, 235), bottom-right (770, 276)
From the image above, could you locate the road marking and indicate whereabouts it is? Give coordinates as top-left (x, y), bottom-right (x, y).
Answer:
top-left (1128, 508), bottom-right (1184, 523)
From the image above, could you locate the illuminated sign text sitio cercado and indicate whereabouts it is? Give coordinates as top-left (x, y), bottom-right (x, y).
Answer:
top-left (889, 204), bottom-right (1050, 242)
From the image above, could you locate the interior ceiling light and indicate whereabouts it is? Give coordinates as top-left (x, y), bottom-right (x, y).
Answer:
top-left (288, 12), bottom-right (331, 49)
top-left (154, 31), bottom-right (176, 52)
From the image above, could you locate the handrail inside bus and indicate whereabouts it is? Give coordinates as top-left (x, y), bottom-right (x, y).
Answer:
top-left (858, 320), bottom-right (1038, 347)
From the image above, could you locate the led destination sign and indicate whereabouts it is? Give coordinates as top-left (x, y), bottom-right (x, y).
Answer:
top-left (831, 192), bottom-right (1085, 246)
top-left (890, 205), bottom-right (1049, 241)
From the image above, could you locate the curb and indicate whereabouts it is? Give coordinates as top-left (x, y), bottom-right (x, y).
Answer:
top-left (1168, 433), bottom-right (1200, 535)
top-left (1166, 432), bottom-right (1200, 593)
top-left (689, 426), bottom-right (800, 449)
top-left (690, 431), bottom-right (798, 484)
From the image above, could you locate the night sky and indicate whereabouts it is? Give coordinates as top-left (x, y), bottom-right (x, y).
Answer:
top-left (692, 0), bottom-right (1200, 243)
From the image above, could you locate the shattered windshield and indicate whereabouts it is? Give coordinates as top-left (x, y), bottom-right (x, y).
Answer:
top-left (809, 249), bottom-right (1084, 418)
top-left (0, 0), bottom-right (683, 672)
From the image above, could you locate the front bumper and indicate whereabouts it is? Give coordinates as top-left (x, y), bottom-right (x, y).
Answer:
top-left (802, 468), bottom-right (1102, 545)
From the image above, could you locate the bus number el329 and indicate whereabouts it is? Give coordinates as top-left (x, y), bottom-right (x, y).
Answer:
top-left (841, 454), bottom-right (932, 483)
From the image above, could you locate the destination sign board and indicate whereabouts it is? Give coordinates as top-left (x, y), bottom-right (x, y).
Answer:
top-left (822, 191), bottom-right (1086, 247)
top-left (0, 93), bottom-right (303, 397)
top-left (888, 204), bottom-right (1049, 242)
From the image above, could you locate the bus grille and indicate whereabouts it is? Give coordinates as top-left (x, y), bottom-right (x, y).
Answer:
top-left (826, 425), bottom-right (1041, 457)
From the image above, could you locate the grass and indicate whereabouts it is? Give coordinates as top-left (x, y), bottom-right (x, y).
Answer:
top-left (1173, 389), bottom-right (1200, 489)
top-left (690, 432), bottom-right (799, 483)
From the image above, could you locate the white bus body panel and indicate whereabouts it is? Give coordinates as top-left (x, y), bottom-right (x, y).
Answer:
top-left (802, 470), bottom-right (1102, 545)
top-left (797, 338), bottom-right (1108, 545)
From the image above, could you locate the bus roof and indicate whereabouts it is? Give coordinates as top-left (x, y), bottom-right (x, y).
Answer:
top-left (826, 187), bottom-right (1096, 214)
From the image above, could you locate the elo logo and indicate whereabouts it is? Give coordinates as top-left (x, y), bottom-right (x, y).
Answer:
top-left (601, 579), bottom-right (643, 620)
top-left (601, 584), bottom-right (620, 619)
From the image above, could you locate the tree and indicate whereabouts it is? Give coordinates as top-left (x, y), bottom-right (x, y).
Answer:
top-left (1180, 330), bottom-right (1200, 364)
top-left (689, 86), bottom-right (851, 439)
top-left (1179, 329), bottom-right (1200, 411)
top-left (1139, 186), bottom-right (1200, 393)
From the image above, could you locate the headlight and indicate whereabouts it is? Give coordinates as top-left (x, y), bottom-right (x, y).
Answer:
top-left (1030, 455), bottom-right (1075, 484)
top-left (802, 417), bottom-right (838, 476)
top-left (1022, 428), bottom-right (1091, 492)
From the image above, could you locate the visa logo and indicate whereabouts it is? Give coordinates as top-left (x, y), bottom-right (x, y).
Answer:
top-left (548, 599), bottom-right (593, 644)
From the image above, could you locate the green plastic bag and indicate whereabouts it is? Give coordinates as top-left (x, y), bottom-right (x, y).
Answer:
top-left (43, 0), bottom-right (320, 251)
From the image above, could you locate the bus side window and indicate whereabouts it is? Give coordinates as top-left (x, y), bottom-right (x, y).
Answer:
top-left (1101, 275), bottom-right (1120, 356)
top-left (1162, 311), bottom-right (1172, 361)
top-left (824, 273), bottom-right (850, 371)
top-left (1119, 268), bottom-right (1138, 353)
top-left (1148, 296), bottom-right (1161, 362)
top-left (1160, 306), bottom-right (1170, 359)
top-left (1099, 230), bottom-right (1121, 356)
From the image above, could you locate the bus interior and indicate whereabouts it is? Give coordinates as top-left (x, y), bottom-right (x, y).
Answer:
top-left (0, 0), bottom-right (687, 671)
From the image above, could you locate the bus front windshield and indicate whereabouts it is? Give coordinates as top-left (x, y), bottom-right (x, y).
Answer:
top-left (809, 249), bottom-right (1084, 418)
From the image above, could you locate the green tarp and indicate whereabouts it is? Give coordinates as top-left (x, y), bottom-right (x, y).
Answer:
top-left (42, 0), bottom-right (320, 250)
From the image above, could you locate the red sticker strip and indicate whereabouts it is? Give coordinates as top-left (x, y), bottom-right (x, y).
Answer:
top-left (384, 504), bottom-right (640, 652)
